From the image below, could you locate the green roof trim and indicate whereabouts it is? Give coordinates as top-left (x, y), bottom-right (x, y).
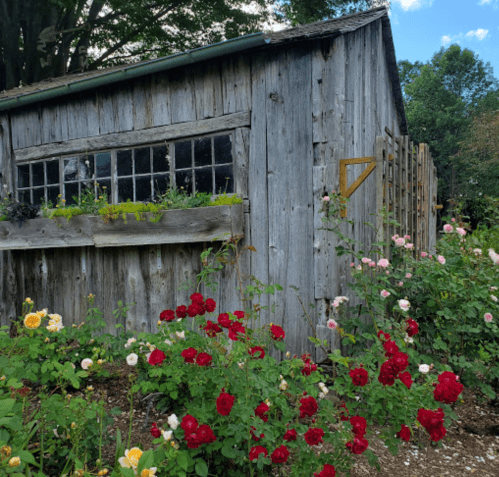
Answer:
top-left (0, 33), bottom-right (270, 112)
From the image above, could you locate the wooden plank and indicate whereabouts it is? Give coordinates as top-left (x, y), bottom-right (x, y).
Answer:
top-left (0, 113), bottom-right (14, 194)
top-left (11, 107), bottom-right (42, 149)
top-left (132, 78), bottom-right (153, 131)
top-left (311, 40), bottom-right (326, 144)
top-left (375, 135), bottom-right (385, 249)
top-left (0, 204), bottom-right (243, 250)
top-left (233, 127), bottom-right (250, 199)
top-left (171, 66), bottom-right (196, 124)
top-left (14, 112), bottom-right (251, 160)
top-left (114, 83), bottom-right (134, 132)
top-left (41, 103), bottom-right (62, 144)
top-left (150, 72), bottom-right (172, 127)
top-left (221, 55), bottom-right (251, 115)
top-left (194, 61), bottom-right (223, 120)
top-left (97, 86), bottom-right (116, 135)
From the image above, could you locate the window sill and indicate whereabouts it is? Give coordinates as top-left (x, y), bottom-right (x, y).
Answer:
top-left (0, 203), bottom-right (243, 251)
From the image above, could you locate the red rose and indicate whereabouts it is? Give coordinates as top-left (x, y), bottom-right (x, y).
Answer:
top-left (433, 372), bottom-right (463, 404)
top-left (228, 321), bottom-right (246, 341)
top-left (349, 367), bottom-right (368, 386)
top-left (270, 445), bottom-right (289, 464)
top-left (188, 303), bottom-right (205, 317)
top-left (150, 422), bottom-right (161, 438)
top-left (301, 359), bottom-right (317, 376)
top-left (148, 349), bottom-right (166, 366)
top-left (398, 371), bottom-right (413, 389)
top-left (377, 330), bottom-right (391, 341)
top-left (159, 309), bottom-right (175, 322)
top-left (181, 347), bottom-right (198, 363)
top-left (196, 352), bottom-right (212, 367)
top-left (270, 324), bottom-right (285, 341)
top-left (249, 446), bottom-right (268, 461)
top-left (406, 318), bottom-right (419, 337)
top-left (217, 313), bottom-right (232, 328)
top-left (216, 391), bottom-right (235, 416)
top-left (250, 426), bottom-right (265, 441)
top-left (349, 416), bottom-right (367, 437)
top-left (299, 396), bottom-right (318, 418)
top-left (203, 320), bottom-right (222, 337)
top-left (339, 403), bottom-right (349, 421)
top-left (391, 352), bottom-right (409, 373)
top-left (417, 408), bottom-right (446, 442)
top-left (254, 402), bottom-right (269, 422)
top-left (248, 346), bottom-right (265, 359)
top-left (304, 427), bottom-right (324, 446)
top-left (383, 340), bottom-right (399, 357)
top-left (205, 298), bottom-right (217, 313)
top-left (181, 415), bottom-right (199, 434)
top-left (346, 435), bottom-right (369, 454)
top-left (283, 428), bottom-right (297, 441)
top-left (314, 464), bottom-right (336, 477)
top-left (396, 424), bottom-right (411, 442)
top-left (233, 310), bottom-right (245, 320)
top-left (17, 387), bottom-right (30, 397)
top-left (378, 360), bottom-right (396, 386)
top-left (176, 305), bottom-right (188, 318)
top-left (197, 424), bottom-right (216, 444)
top-left (186, 431), bottom-right (202, 448)
top-left (190, 293), bottom-right (204, 304)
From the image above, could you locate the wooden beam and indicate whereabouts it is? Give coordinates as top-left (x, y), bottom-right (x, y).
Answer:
top-left (14, 111), bottom-right (251, 161)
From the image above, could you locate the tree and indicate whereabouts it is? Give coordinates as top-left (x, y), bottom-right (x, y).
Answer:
top-left (398, 45), bottom-right (498, 204)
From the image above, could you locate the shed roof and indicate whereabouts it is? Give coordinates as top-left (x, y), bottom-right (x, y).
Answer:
top-left (0, 6), bottom-right (405, 132)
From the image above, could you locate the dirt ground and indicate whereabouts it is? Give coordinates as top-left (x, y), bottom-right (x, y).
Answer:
top-left (83, 363), bottom-right (499, 476)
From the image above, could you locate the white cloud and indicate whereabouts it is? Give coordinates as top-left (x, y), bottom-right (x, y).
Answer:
top-left (441, 34), bottom-right (462, 46)
top-left (478, 0), bottom-right (494, 5)
top-left (392, 0), bottom-right (434, 11)
top-left (465, 28), bottom-right (489, 40)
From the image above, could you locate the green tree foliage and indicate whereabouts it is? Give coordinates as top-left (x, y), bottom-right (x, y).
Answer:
top-left (398, 45), bottom-right (499, 204)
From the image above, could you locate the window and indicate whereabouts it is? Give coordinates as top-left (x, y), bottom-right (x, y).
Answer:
top-left (16, 133), bottom-right (234, 206)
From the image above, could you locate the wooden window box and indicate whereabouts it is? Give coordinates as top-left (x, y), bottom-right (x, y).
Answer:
top-left (0, 203), bottom-right (243, 251)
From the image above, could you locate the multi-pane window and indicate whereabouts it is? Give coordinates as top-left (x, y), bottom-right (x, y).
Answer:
top-left (16, 133), bottom-right (234, 206)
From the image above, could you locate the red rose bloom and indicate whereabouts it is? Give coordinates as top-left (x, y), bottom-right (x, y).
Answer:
top-left (377, 330), bottom-right (391, 341)
top-left (299, 396), bottom-right (318, 418)
top-left (398, 371), bottom-right (413, 389)
top-left (249, 446), bottom-right (268, 461)
top-left (205, 298), bottom-right (216, 313)
top-left (185, 431), bottom-right (202, 449)
top-left (270, 445), bottom-right (290, 464)
top-left (383, 340), bottom-right (399, 357)
top-left (159, 309), bottom-right (175, 322)
top-left (417, 408), bottom-right (446, 442)
top-left (203, 320), bottom-right (222, 337)
top-left (314, 464), bottom-right (336, 477)
top-left (190, 293), bottom-right (204, 303)
top-left (181, 415), bottom-right (199, 434)
top-left (391, 352), bottom-right (409, 373)
top-left (349, 416), bottom-right (367, 437)
top-left (304, 427), bottom-right (325, 446)
top-left (339, 403), bottom-right (349, 421)
top-left (181, 347), bottom-right (198, 363)
top-left (270, 324), bottom-right (285, 341)
top-left (406, 318), bottom-right (419, 337)
top-left (150, 422), bottom-right (161, 438)
top-left (148, 349), bottom-right (166, 366)
top-left (248, 346), bottom-right (265, 359)
top-left (396, 424), bottom-right (411, 442)
top-left (233, 310), bottom-right (245, 320)
top-left (283, 428), bottom-right (297, 441)
top-left (217, 313), bottom-right (232, 328)
top-left (176, 305), bottom-right (188, 318)
top-left (346, 435), bottom-right (369, 454)
top-left (197, 424), bottom-right (216, 444)
top-left (250, 426), bottom-right (265, 441)
top-left (301, 359), bottom-right (317, 376)
top-left (228, 321), bottom-right (246, 341)
top-left (188, 303), bottom-right (205, 317)
top-left (196, 352), bottom-right (213, 367)
top-left (216, 391), bottom-right (235, 416)
top-left (433, 372), bottom-right (463, 404)
top-left (349, 367), bottom-right (369, 386)
top-left (378, 360), bottom-right (396, 386)
top-left (254, 402), bottom-right (270, 422)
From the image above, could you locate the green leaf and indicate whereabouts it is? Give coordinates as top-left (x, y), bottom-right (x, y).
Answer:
top-left (137, 450), bottom-right (155, 474)
top-left (110, 407), bottom-right (122, 415)
top-left (17, 450), bottom-right (37, 465)
top-left (177, 452), bottom-right (189, 471)
top-left (221, 445), bottom-right (236, 459)
top-left (119, 467), bottom-right (136, 477)
top-left (195, 460), bottom-right (209, 477)
top-left (0, 398), bottom-right (15, 415)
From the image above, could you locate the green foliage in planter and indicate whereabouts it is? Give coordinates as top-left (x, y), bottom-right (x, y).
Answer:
top-left (210, 193), bottom-right (243, 207)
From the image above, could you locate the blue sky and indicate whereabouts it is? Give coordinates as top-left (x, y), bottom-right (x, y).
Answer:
top-left (389, 0), bottom-right (499, 78)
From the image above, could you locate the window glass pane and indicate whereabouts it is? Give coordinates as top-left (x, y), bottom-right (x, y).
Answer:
top-left (153, 145), bottom-right (169, 172)
top-left (64, 182), bottom-right (79, 205)
top-left (64, 158), bottom-right (79, 181)
top-left (153, 174), bottom-right (169, 198)
top-left (175, 170), bottom-right (193, 193)
top-left (18, 165), bottom-right (30, 188)
top-left (118, 178), bottom-right (133, 203)
top-left (18, 190), bottom-right (30, 204)
top-left (135, 177), bottom-right (152, 202)
top-left (195, 168), bottom-right (212, 194)
top-left (32, 162), bottom-right (44, 186)
top-left (135, 147), bottom-right (151, 174)
top-left (194, 138), bottom-right (212, 167)
top-left (117, 150), bottom-right (133, 176)
top-left (214, 135), bottom-right (233, 164)
top-left (47, 186), bottom-right (60, 206)
top-left (97, 180), bottom-right (111, 197)
top-left (96, 152), bottom-right (111, 178)
top-left (46, 160), bottom-right (59, 185)
top-left (214, 165), bottom-right (234, 194)
top-left (82, 155), bottom-right (95, 183)
top-left (175, 141), bottom-right (191, 169)
top-left (33, 188), bottom-right (44, 206)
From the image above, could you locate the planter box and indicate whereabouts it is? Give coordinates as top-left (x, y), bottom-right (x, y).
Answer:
top-left (0, 203), bottom-right (243, 251)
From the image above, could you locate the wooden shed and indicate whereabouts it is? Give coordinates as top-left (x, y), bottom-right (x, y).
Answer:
top-left (0, 6), bottom-right (436, 358)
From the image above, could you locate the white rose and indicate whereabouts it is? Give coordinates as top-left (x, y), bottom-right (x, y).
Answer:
top-left (162, 430), bottom-right (173, 441)
top-left (126, 353), bottom-right (138, 366)
top-left (419, 364), bottom-right (430, 374)
top-left (81, 358), bottom-right (93, 370)
top-left (398, 299), bottom-right (411, 312)
top-left (167, 414), bottom-right (179, 430)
